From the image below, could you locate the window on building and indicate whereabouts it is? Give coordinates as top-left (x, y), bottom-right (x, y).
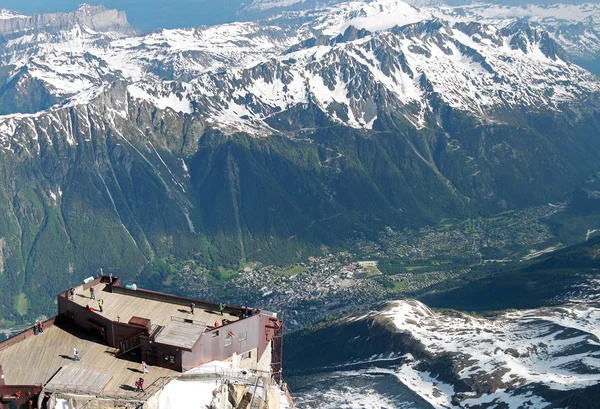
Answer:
top-left (163, 354), bottom-right (175, 364)
top-left (241, 350), bottom-right (251, 360)
top-left (212, 330), bottom-right (219, 338)
top-left (225, 334), bottom-right (233, 347)
top-left (239, 331), bottom-right (247, 342)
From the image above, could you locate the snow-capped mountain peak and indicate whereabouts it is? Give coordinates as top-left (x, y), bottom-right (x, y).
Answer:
top-left (310, 0), bottom-right (431, 35)
top-left (0, 0), bottom-right (599, 147)
top-left (0, 9), bottom-right (26, 20)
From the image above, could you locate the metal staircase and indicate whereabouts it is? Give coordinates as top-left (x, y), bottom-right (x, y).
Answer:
top-left (116, 334), bottom-right (142, 356)
top-left (238, 392), bottom-right (252, 409)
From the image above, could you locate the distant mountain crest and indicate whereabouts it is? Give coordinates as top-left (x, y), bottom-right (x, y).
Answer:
top-left (0, 4), bottom-right (135, 37)
top-left (0, 2), bottom-right (596, 137)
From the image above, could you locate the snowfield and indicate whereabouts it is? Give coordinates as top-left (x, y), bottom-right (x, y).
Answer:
top-left (0, 0), bottom-right (599, 146)
top-left (383, 300), bottom-right (600, 408)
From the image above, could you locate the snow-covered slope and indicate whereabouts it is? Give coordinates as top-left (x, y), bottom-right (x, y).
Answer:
top-left (1, 1), bottom-right (599, 144)
top-left (384, 300), bottom-right (600, 408)
top-left (442, 3), bottom-right (600, 61)
top-left (246, 0), bottom-right (600, 65)
top-left (1, 0), bottom-right (600, 145)
top-left (291, 298), bottom-right (600, 409)
top-left (191, 18), bottom-right (599, 133)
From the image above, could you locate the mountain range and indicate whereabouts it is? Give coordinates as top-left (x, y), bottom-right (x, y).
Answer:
top-left (0, 0), bottom-right (599, 322)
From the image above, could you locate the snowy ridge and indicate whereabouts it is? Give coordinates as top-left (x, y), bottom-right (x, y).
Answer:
top-left (307, 0), bottom-right (432, 35)
top-left (0, 10), bottom-right (26, 20)
top-left (441, 3), bottom-right (600, 59)
top-left (456, 3), bottom-right (600, 26)
top-left (380, 300), bottom-right (600, 408)
top-left (0, 1), bottom-right (599, 145)
top-left (245, 0), bottom-right (308, 11)
top-left (183, 19), bottom-right (598, 133)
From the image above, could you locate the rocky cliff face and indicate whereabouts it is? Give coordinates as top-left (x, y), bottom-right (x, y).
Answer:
top-left (0, 4), bottom-right (134, 37)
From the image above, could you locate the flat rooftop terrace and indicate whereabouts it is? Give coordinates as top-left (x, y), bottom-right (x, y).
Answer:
top-left (0, 322), bottom-right (175, 398)
top-left (70, 282), bottom-right (239, 330)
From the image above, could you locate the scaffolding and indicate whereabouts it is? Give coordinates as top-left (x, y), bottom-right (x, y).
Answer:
top-left (266, 317), bottom-right (284, 383)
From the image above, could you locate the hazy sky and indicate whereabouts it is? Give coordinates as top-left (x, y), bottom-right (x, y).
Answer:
top-left (1, 0), bottom-right (246, 31)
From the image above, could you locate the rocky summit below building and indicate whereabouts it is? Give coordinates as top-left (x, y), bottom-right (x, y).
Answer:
top-left (285, 299), bottom-right (600, 408)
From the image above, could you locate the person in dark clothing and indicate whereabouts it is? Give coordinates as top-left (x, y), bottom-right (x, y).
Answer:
top-left (69, 288), bottom-right (75, 300)
top-left (90, 287), bottom-right (95, 300)
top-left (138, 377), bottom-right (144, 392)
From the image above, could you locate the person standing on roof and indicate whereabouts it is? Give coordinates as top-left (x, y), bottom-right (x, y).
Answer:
top-left (74, 347), bottom-right (80, 361)
top-left (142, 360), bottom-right (148, 373)
top-left (219, 303), bottom-right (224, 316)
top-left (190, 302), bottom-right (195, 315)
top-left (39, 320), bottom-right (43, 333)
top-left (90, 287), bottom-right (95, 300)
top-left (98, 299), bottom-right (103, 313)
top-left (69, 288), bottom-right (75, 300)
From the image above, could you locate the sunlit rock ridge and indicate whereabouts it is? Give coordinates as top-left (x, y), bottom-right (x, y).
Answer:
top-left (286, 298), bottom-right (600, 408)
top-left (0, 0), bottom-right (599, 140)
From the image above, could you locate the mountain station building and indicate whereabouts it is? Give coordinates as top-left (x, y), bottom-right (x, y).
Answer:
top-left (0, 275), bottom-right (286, 409)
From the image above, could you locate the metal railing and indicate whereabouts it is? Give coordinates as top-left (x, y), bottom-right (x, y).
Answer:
top-left (44, 367), bottom-right (296, 408)
top-left (281, 382), bottom-right (297, 409)
top-left (116, 333), bottom-right (142, 356)
top-left (46, 372), bottom-right (183, 403)
top-left (44, 384), bottom-right (146, 403)
top-left (149, 324), bottom-right (164, 339)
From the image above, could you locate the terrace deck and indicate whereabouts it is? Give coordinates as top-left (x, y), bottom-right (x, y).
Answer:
top-left (0, 282), bottom-right (241, 397)
top-left (45, 366), bottom-right (112, 395)
top-left (0, 323), bottom-right (174, 396)
top-left (71, 282), bottom-right (238, 329)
